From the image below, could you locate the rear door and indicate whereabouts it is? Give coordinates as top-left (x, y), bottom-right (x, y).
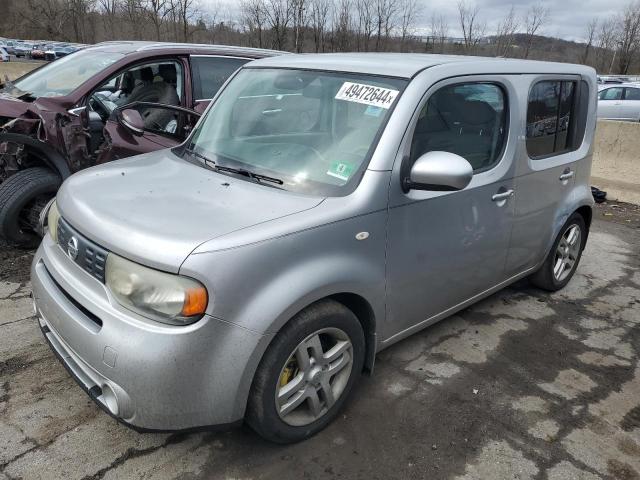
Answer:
top-left (189, 55), bottom-right (250, 112)
top-left (620, 86), bottom-right (640, 121)
top-left (597, 87), bottom-right (623, 119)
top-left (506, 76), bottom-right (590, 275)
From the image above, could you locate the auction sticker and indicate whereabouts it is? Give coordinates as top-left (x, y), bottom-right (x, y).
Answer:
top-left (327, 161), bottom-right (355, 181)
top-left (335, 82), bottom-right (399, 109)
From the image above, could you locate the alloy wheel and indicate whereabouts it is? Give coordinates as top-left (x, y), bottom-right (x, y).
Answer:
top-left (553, 224), bottom-right (581, 282)
top-left (275, 327), bottom-right (353, 427)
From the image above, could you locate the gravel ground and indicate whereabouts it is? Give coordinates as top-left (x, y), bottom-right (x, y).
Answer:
top-left (0, 212), bottom-right (639, 480)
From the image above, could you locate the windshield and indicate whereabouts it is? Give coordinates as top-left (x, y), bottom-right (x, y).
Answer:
top-left (9, 49), bottom-right (123, 98)
top-left (187, 68), bottom-right (406, 196)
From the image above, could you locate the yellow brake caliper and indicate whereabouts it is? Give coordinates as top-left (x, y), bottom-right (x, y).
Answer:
top-left (279, 360), bottom-right (297, 387)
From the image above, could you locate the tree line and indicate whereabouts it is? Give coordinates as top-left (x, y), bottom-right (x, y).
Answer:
top-left (2, 0), bottom-right (640, 74)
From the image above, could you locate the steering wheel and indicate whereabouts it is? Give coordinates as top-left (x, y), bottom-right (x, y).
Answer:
top-left (89, 94), bottom-right (112, 122)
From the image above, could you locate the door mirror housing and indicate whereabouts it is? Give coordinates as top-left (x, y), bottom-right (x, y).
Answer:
top-left (118, 108), bottom-right (145, 136)
top-left (403, 151), bottom-right (473, 192)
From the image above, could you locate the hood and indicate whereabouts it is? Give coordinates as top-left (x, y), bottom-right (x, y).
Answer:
top-left (0, 95), bottom-right (30, 119)
top-left (56, 149), bottom-right (324, 272)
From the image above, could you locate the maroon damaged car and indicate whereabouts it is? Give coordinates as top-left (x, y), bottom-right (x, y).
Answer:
top-left (0, 41), bottom-right (281, 246)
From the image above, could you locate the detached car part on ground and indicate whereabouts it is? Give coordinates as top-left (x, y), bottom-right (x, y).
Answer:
top-left (0, 41), bottom-right (281, 247)
top-left (32, 53), bottom-right (597, 443)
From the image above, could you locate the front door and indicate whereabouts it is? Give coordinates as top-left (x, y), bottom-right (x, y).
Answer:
top-left (97, 103), bottom-right (200, 163)
top-left (384, 79), bottom-right (516, 343)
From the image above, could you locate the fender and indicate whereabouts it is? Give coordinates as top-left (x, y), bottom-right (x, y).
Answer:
top-left (180, 218), bottom-right (387, 421)
top-left (0, 132), bottom-right (72, 179)
top-left (224, 260), bottom-right (382, 421)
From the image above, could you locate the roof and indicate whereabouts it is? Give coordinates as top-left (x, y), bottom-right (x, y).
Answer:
top-left (598, 82), bottom-right (640, 88)
top-left (86, 41), bottom-right (283, 59)
top-left (247, 52), bottom-right (594, 79)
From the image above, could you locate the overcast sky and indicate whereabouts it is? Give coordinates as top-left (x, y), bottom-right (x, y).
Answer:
top-left (204, 0), bottom-right (630, 43)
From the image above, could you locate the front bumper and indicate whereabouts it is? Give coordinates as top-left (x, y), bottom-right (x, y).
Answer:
top-left (31, 234), bottom-right (271, 431)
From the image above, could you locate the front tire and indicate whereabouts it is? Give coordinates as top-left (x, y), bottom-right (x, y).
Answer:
top-left (530, 213), bottom-right (587, 291)
top-left (0, 167), bottom-right (61, 247)
top-left (246, 299), bottom-right (365, 443)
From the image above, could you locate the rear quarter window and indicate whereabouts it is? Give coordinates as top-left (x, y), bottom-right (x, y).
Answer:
top-left (190, 56), bottom-right (249, 100)
top-left (526, 79), bottom-right (588, 159)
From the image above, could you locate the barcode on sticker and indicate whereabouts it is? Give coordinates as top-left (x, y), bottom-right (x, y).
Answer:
top-left (335, 82), bottom-right (399, 109)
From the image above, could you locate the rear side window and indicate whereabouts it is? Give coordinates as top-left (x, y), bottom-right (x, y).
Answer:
top-left (598, 87), bottom-right (623, 101)
top-left (625, 87), bottom-right (640, 100)
top-left (410, 82), bottom-right (507, 172)
top-left (526, 80), bottom-right (580, 158)
top-left (190, 56), bottom-right (249, 100)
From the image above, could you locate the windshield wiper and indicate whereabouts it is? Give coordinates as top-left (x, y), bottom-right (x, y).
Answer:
top-left (183, 146), bottom-right (213, 164)
top-left (214, 164), bottom-right (284, 185)
top-left (186, 148), bottom-right (284, 187)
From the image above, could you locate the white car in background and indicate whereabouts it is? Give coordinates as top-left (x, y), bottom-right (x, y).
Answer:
top-left (597, 83), bottom-right (640, 121)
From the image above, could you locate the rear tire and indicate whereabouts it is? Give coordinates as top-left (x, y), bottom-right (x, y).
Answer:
top-left (246, 299), bottom-right (365, 443)
top-left (530, 213), bottom-right (587, 291)
top-left (0, 167), bottom-right (61, 248)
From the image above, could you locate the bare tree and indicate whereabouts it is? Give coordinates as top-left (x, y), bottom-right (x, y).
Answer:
top-left (457, 0), bottom-right (485, 53)
top-left (67, 0), bottom-right (97, 43)
top-left (617, 1), bottom-right (640, 74)
top-left (374, 0), bottom-right (398, 51)
top-left (291, 0), bottom-right (308, 52)
top-left (580, 18), bottom-right (597, 65)
top-left (331, 0), bottom-right (352, 52)
top-left (21, 0), bottom-right (71, 40)
top-left (309, 0), bottom-right (331, 52)
top-left (398, 0), bottom-right (418, 52)
top-left (121, 0), bottom-right (144, 39)
top-left (494, 5), bottom-right (518, 58)
top-left (143, 0), bottom-right (171, 40)
top-left (430, 13), bottom-right (449, 53)
top-left (522, 5), bottom-right (549, 59)
top-left (171, 0), bottom-right (202, 42)
top-left (355, 0), bottom-right (375, 51)
top-left (98, 0), bottom-right (119, 38)
top-left (596, 16), bottom-right (618, 72)
top-left (264, 0), bottom-right (292, 50)
top-left (240, 0), bottom-right (267, 48)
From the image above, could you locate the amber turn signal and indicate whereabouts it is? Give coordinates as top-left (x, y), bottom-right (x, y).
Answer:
top-left (181, 287), bottom-right (208, 317)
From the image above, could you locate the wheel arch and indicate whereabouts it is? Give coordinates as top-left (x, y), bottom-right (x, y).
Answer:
top-left (0, 133), bottom-right (71, 179)
top-left (233, 290), bottom-right (379, 422)
top-left (326, 292), bottom-right (377, 374)
top-left (575, 204), bottom-right (592, 232)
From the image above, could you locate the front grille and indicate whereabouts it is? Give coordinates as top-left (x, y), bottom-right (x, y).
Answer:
top-left (57, 218), bottom-right (108, 283)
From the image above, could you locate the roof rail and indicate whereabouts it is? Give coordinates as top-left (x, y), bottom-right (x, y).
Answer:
top-left (135, 42), bottom-right (283, 55)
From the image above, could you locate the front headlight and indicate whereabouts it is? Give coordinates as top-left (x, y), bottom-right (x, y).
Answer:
top-left (105, 253), bottom-right (208, 325)
top-left (47, 199), bottom-right (60, 242)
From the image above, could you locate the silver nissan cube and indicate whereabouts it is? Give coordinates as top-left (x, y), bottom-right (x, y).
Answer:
top-left (31, 53), bottom-right (596, 443)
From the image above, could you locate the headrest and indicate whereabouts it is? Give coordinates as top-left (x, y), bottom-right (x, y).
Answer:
top-left (139, 67), bottom-right (154, 83)
top-left (159, 64), bottom-right (177, 83)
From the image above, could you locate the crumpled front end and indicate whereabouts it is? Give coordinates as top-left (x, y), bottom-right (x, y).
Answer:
top-left (0, 111), bottom-right (43, 181)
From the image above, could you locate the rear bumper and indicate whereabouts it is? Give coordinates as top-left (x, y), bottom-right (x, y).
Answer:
top-left (31, 234), bottom-right (271, 430)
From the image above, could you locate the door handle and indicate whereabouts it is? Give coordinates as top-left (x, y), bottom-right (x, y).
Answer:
top-left (492, 189), bottom-right (515, 202)
top-left (559, 171), bottom-right (574, 181)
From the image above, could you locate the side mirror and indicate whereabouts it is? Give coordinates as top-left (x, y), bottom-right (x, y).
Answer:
top-left (403, 151), bottom-right (473, 192)
top-left (118, 108), bottom-right (145, 136)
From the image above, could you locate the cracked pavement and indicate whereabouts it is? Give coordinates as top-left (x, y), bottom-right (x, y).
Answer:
top-left (0, 217), bottom-right (639, 480)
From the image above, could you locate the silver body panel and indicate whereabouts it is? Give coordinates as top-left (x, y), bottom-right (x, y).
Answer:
top-left (33, 54), bottom-right (597, 430)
